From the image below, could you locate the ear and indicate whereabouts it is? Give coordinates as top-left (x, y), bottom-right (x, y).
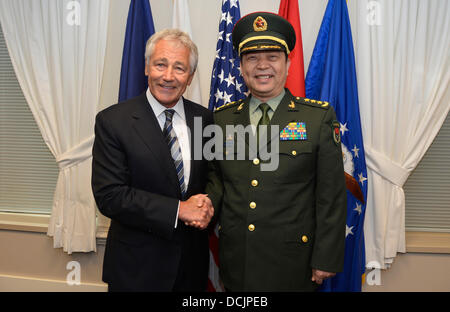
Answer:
top-left (286, 56), bottom-right (291, 71)
top-left (187, 72), bottom-right (194, 86)
top-left (144, 58), bottom-right (149, 76)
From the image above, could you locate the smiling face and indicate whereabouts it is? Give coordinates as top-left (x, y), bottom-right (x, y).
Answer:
top-left (145, 39), bottom-right (194, 108)
top-left (240, 51), bottom-right (290, 102)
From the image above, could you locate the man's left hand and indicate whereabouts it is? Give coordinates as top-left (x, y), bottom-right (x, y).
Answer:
top-left (311, 269), bottom-right (336, 285)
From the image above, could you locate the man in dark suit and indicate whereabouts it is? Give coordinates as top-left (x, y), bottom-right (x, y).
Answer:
top-left (92, 29), bottom-right (214, 292)
top-left (206, 12), bottom-right (347, 291)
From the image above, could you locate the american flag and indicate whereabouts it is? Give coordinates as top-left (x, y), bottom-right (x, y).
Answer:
top-left (207, 0), bottom-right (247, 292)
top-left (208, 0), bottom-right (247, 111)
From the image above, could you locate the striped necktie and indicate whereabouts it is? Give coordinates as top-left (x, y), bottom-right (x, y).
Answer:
top-left (162, 109), bottom-right (186, 196)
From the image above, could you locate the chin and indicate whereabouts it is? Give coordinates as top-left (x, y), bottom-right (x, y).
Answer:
top-left (155, 97), bottom-right (178, 108)
top-left (253, 89), bottom-right (276, 97)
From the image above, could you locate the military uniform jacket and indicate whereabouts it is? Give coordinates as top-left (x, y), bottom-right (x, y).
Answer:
top-left (206, 89), bottom-right (347, 291)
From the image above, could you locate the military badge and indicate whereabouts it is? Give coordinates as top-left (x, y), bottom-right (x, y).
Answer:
top-left (332, 121), bottom-right (341, 144)
top-left (253, 16), bottom-right (268, 32)
top-left (280, 122), bottom-right (307, 141)
top-left (288, 101), bottom-right (296, 110)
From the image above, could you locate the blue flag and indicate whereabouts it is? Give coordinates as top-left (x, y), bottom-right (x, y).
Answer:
top-left (305, 0), bottom-right (368, 291)
top-left (118, 0), bottom-right (155, 102)
top-left (208, 0), bottom-right (247, 110)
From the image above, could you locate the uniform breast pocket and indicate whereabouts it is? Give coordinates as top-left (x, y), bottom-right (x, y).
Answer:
top-left (284, 227), bottom-right (314, 260)
top-left (274, 141), bottom-right (314, 184)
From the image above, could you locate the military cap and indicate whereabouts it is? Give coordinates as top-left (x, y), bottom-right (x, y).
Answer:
top-left (232, 12), bottom-right (296, 56)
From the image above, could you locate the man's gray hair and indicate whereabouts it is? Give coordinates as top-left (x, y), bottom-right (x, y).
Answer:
top-left (145, 29), bottom-right (199, 74)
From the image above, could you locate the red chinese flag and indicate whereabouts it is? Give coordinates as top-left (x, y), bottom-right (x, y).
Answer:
top-left (278, 0), bottom-right (305, 97)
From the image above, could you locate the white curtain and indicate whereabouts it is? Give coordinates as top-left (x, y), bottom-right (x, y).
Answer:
top-left (172, 0), bottom-right (203, 106)
top-left (0, 0), bottom-right (110, 253)
top-left (348, 0), bottom-right (450, 269)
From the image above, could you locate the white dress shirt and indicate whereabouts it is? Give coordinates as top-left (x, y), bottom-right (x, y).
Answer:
top-left (146, 89), bottom-right (191, 227)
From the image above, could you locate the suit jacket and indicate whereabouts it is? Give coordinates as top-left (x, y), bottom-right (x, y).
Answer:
top-left (92, 93), bottom-right (213, 291)
top-left (206, 89), bottom-right (347, 291)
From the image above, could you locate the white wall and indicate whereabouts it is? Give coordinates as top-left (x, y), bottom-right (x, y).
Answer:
top-left (1, 228), bottom-right (449, 291)
top-left (362, 252), bottom-right (450, 292)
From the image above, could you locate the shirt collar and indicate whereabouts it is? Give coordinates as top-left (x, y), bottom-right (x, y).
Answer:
top-left (146, 88), bottom-right (186, 121)
top-left (249, 89), bottom-right (286, 114)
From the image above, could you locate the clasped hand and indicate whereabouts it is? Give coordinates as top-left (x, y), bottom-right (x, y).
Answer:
top-left (178, 194), bottom-right (214, 230)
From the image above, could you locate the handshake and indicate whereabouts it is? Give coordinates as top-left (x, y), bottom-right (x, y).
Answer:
top-left (178, 194), bottom-right (214, 230)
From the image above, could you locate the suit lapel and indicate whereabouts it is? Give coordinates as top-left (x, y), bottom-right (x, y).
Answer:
top-left (131, 95), bottom-right (181, 194)
top-left (183, 98), bottom-right (196, 195)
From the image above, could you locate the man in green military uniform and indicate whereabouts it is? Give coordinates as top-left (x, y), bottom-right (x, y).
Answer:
top-left (206, 12), bottom-right (347, 291)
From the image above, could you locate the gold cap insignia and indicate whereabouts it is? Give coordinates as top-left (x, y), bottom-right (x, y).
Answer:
top-left (253, 16), bottom-right (268, 32)
top-left (288, 101), bottom-right (295, 109)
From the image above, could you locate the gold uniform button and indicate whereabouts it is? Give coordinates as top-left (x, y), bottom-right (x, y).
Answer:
top-left (251, 180), bottom-right (258, 187)
top-left (301, 235), bottom-right (308, 243)
top-left (291, 150), bottom-right (297, 156)
top-left (253, 158), bottom-right (260, 165)
top-left (249, 202), bottom-right (256, 209)
top-left (248, 224), bottom-right (255, 232)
